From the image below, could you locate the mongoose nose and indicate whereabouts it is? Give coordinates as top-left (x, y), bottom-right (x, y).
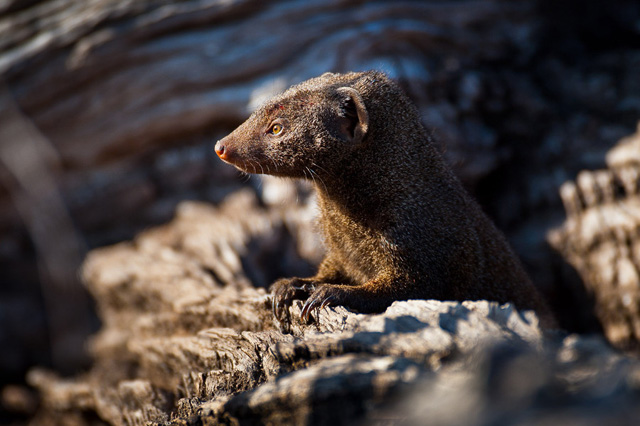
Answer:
top-left (215, 140), bottom-right (227, 159)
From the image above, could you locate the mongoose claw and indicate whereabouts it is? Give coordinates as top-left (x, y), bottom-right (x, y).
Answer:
top-left (301, 287), bottom-right (338, 323)
top-left (270, 278), bottom-right (316, 324)
top-left (300, 299), bottom-right (316, 323)
top-left (320, 295), bottom-right (335, 309)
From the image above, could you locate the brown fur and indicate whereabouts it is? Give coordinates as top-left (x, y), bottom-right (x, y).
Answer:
top-left (216, 71), bottom-right (556, 328)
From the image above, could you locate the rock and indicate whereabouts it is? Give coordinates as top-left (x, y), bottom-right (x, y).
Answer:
top-left (549, 123), bottom-right (640, 351)
top-left (367, 335), bottom-right (640, 426)
top-left (26, 188), bottom-right (640, 425)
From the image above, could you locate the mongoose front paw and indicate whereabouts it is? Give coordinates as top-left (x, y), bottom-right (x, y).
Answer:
top-left (270, 278), bottom-right (315, 324)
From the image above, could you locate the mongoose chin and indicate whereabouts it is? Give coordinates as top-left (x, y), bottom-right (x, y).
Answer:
top-left (215, 71), bottom-right (556, 330)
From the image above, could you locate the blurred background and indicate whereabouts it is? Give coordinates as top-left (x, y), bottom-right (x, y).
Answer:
top-left (0, 0), bottom-right (639, 417)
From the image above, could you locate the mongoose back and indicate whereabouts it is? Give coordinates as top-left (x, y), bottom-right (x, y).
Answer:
top-left (215, 71), bottom-right (555, 328)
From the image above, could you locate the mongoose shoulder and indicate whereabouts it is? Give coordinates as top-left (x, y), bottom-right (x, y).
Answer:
top-left (215, 71), bottom-right (555, 328)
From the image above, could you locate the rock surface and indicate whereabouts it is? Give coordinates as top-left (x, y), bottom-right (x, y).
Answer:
top-left (26, 187), bottom-right (640, 425)
top-left (550, 123), bottom-right (640, 351)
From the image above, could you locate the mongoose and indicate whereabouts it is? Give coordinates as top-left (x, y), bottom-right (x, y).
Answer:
top-left (215, 71), bottom-right (556, 328)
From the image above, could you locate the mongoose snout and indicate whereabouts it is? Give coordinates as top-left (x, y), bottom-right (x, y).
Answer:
top-left (215, 138), bottom-right (240, 165)
top-left (215, 134), bottom-right (263, 174)
top-left (215, 70), bottom-right (557, 330)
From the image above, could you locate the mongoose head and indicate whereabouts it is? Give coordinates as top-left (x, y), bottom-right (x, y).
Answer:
top-left (215, 72), bottom-right (371, 179)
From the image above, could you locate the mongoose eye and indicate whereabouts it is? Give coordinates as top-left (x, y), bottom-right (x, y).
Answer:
top-left (270, 123), bottom-right (284, 135)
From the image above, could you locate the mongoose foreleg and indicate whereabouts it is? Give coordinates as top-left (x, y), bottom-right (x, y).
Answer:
top-left (272, 273), bottom-right (404, 325)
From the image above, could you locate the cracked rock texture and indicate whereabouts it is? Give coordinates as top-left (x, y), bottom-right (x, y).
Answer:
top-left (550, 123), bottom-right (640, 351)
top-left (26, 187), bottom-right (640, 425)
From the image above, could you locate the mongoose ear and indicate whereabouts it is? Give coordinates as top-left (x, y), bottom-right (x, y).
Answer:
top-left (336, 87), bottom-right (369, 144)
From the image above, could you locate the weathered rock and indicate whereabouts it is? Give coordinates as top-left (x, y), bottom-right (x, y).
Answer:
top-left (364, 334), bottom-right (640, 426)
top-left (549, 123), bottom-right (640, 351)
top-left (26, 188), bottom-right (306, 424)
top-left (25, 187), bottom-right (640, 425)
